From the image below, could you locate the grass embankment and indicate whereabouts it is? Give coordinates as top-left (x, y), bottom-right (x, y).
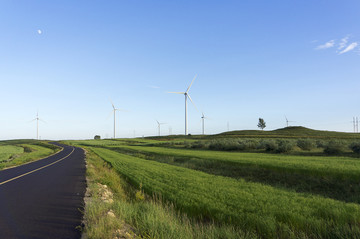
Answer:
top-left (82, 147), bottom-right (250, 239)
top-left (0, 140), bottom-right (60, 170)
top-left (91, 147), bottom-right (360, 239)
top-left (83, 143), bottom-right (360, 203)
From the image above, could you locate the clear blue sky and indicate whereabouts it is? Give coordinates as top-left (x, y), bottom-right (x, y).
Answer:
top-left (1, 0), bottom-right (360, 140)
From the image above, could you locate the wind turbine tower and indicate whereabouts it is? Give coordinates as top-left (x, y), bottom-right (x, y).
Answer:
top-left (285, 116), bottom-right (295, 127)
top-left (111, 100), bottom-right (125, 139)
top-left (168, 75), bottom-right (198, 135)
top-left (201, 112), bottom-right (207, 135)
top-left (30, 112), bottom-right (44, 140)
top-left (156, 120), bottom-right (166, 136)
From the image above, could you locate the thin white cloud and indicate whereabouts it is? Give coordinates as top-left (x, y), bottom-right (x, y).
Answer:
top-left (338, 42), bottom-right (358, 54)
top-left (338, 36), bottom-right (349, 50)
top-left (148, 85), bottom-right (160, 89)
top-left (316, 40), bottom-right (335, 50)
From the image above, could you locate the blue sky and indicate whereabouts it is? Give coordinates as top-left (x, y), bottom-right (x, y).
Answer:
top-left (1, 0), bottom-right (360, 139)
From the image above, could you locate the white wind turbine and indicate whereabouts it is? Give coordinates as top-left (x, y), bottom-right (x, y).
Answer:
top-left (30, 111), bottom-right (45, 140)
top-left (110, 100), bottom-right (126, 139)
top-left (156, 120), bottom-right (166, 136)
top-left (168, 75), bottom-right (198, 135)
top-left (285, 115), bottom-right (295, 127)
top-left (201, 112), bottom-right (208, 135)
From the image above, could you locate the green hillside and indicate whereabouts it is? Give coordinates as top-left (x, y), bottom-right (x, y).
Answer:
top-left (217, 126), bottom-right (360, 139)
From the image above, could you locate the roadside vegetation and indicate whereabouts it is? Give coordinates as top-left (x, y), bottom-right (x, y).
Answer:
top-left (65, 127), bottom-right (360, 238)
top-left (81, 147), bottom-right (250, 239)
top-left (0, 140), bottom-right (60, 170)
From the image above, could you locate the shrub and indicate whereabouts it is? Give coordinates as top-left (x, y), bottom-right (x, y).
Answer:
top-left (208, 139), bottom-right (258, 151)
top-left (276, 140), bottom-right (295, 153)
top-left (260, 140), bottom-right (278, 152)
top-left (297, 139), bottom-right (316, 151)
top-left (23, 146), bottom-right (33, 153)
top-left (350, 142), bottom-right (360, 154)
top-left (184, 141), bottom-right (193, 148)
top-left (243, 139), bottom-right (259, 150)
top-left (316, 140), bottom-right (326, 148)
top-left (190, 141), bottom-right (210, 149)
top-left (222, 139), bottom-right (241, 151)
top-left (324, 140), bottom-right (346, 155)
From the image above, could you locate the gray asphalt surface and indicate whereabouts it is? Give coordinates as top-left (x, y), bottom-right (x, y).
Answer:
top-left (0, 142), bottom-right (86, 239)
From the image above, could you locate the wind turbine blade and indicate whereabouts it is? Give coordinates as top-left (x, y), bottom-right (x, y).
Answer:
top-left (109, 98), bottom-right (115, 109)
top-left (186, 74), bottom-right (197, 93)
top-left (187, 94), bottom-right (198, 111)
top-left (28, 119), bottom-right (36, 123)
top-left (168, 92), bottom-right (185, 94)
top-left (39, 119), bottom-right (46, 123)
top-left (116, 108), bottom-right (129, 112)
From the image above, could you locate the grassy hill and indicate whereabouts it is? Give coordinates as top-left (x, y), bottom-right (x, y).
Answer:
top-left (216, 126), bottom-right (360, 139)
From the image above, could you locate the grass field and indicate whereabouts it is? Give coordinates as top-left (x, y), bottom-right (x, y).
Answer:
top-left (0, 140), bottom-right (60, 170)
top-left (65, 127), bottom-right (360, 238)
top-left (98, 144), bottom-right (360, 203)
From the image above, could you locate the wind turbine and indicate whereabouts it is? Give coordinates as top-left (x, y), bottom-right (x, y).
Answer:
top-left (201, 112), bottom-right (208, 135)
top-left (30, 111), bottom-right (45, 140)
top-left (168, 74), bottom-right (198, 135)
top-left (156, 120), bottom-right (166, 136)
top-left (285, 115), bottom-right (295, 127)
top-left (110, 100), bottom-right (125, 139)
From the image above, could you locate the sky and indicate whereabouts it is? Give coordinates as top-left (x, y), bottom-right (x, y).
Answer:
top-left (1, 0), bottom-right (360, 140)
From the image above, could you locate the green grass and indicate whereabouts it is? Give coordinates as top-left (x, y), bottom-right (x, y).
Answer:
top-left (0, 145), bottom-right (24, 162)
top-left (68, 129), bottom-right (360, 238)
top-left (218, 126), bottom-right (360, 139)
top-left (91, 144), bottom-right (360, 203)
top-left (91, 147), bottom-right (360, 239)
top-left (0, 141), bottom-right (60, 170)
top-left (103, 145), bottom-right (360, 180)
top-left (82, 147), bottom-right (251, 239)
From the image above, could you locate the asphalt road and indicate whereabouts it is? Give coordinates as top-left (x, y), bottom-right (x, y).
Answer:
top-left (0, 143), bottom-right (86, 239)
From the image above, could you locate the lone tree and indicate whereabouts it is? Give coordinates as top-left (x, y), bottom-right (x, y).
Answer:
top-left (257, 118), bottom-right (266, 130)
top-left (94, 135), bottom-right (101, 140)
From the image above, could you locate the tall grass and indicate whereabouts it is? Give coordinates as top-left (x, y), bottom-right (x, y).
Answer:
top-left (83, 148), bottom-right (252, 239)
top-left (91, 147), bottom-right (360, 239)
top-left (104, 145), bottom-right (360, 180)
top-left (102, 145), bottom-right (360, 203)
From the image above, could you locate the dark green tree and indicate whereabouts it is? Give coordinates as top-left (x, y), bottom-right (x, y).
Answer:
top-left (257, 118), bottom-right (266, 130)
top-left (94, 135), bottom-right (101, 140)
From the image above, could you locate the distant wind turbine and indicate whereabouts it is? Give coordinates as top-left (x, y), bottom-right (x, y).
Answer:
top-left (110, 100), bottom-right (126, 139)
top-left (168, 75), bottom-right (198, 135)
top-left (285, 115), bottom-right (295, 127)
top-left (156, 120), bottom-right (166, 136)
top-left (30, 112), bottom-right (45, 140)
top-left (201, 112), bottom-right (208, 135)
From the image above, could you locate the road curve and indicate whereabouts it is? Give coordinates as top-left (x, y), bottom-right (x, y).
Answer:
top-left (0, 142), bottom-right (86, 239)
